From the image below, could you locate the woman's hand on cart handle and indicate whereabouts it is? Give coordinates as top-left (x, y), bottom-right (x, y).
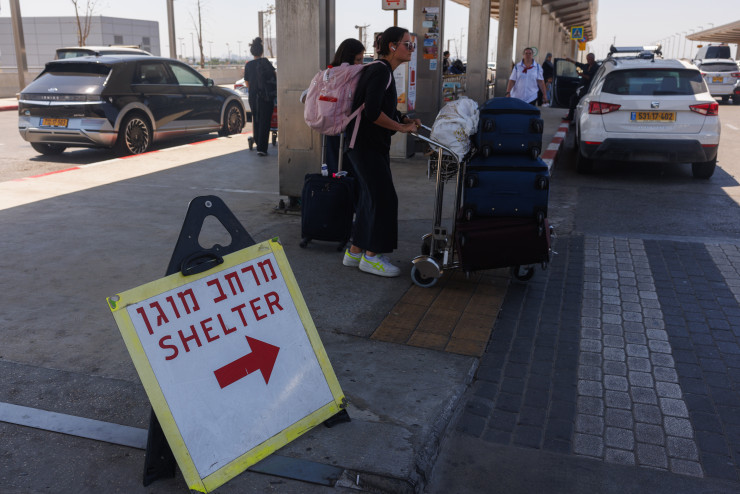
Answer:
top-left (400, 116), bottom-right (423, 134)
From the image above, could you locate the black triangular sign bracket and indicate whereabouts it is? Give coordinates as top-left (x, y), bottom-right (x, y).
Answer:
top-left (143, 195), bottom-right (255, 486)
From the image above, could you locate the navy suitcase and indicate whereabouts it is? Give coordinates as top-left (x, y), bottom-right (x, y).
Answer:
top-left (475, 97), bottom-right (544, 159)
top-left (461, 155), bottom-right (549, 221)
top-left (300, 134), bottom-right (355, 250)
top-left (455, 216), bottom-right (551, 272)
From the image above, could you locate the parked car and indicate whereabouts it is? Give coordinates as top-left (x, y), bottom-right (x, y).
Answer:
top-left (18, 55), bottom-right (246, 156)
top-left (233, 78), bottom-right (251, 121)
top-left (560, 56), bottom-right (720, 178)
top-left (692, 44), bottom-right (733, 64)
top-left (55, 46), bottom-right (152, 59)
top-left (695, 59), bottom-right (740, 102)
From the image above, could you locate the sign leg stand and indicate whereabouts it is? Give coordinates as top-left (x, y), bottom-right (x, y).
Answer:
top-left (143, 196), bottom-right (256, 486)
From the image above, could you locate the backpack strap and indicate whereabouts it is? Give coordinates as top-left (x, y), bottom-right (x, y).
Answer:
top-left (347, 61), bottom-right (394, 149)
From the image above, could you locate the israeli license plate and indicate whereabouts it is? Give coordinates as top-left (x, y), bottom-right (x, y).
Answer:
top-left (41, 118), bottom-right (68, 127)
top-left (630, 111), bottom-right (676, 123)
top-left (712, 76), bottom-right (723, 83)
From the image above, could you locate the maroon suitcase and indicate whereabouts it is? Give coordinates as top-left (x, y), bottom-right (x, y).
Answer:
top-left (455, 216), bottom-right (551, 272)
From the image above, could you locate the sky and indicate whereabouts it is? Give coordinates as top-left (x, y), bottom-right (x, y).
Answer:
top-left (0, 0), bottom-right (737, 62)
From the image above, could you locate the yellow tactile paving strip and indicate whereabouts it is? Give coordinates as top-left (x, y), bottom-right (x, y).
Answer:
top-left (371, 269), bottom-right (510, 357)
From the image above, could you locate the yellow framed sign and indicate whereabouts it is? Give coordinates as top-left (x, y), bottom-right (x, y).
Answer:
top-left (107, 239), bottom-right (345, 492)
top-left (570, 26), bottom-right (584, 40)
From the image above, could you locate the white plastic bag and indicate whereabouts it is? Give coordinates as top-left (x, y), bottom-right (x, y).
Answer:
top-left (429, 96), bottom-right (479, 160)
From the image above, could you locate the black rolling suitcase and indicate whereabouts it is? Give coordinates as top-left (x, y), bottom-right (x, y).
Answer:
top-left (300, 134), bottom-right (355, 250)
top-left (455, 216), bottom-right (551, 272)
top-left (475, 97), bottom-right (544, 159)
top-left (461, 155), bottom-right (550, 221)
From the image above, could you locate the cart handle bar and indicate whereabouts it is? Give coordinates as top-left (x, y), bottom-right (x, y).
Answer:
top-left (410, 126), bottom-right (461, 167)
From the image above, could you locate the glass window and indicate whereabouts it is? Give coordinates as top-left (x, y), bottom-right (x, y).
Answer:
top-left (136, 62), bottom-right (171, 84)
top-left (556, 60), bottom-right (580, 78)
top-left (602, 69), bottom-right (706, 96)
top-left (699, 63), bottom-right (737, 72)
top-left (170, 64), bottom-right (205, 86)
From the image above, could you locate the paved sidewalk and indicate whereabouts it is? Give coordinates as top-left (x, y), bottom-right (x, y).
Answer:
top-left (0, 106), bottom-right (573, 493)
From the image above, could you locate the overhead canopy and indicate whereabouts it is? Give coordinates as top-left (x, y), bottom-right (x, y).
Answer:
top-left (686, 20), bottom-right (740, 44)
top-left (450, 0), bottom-right (598, 42)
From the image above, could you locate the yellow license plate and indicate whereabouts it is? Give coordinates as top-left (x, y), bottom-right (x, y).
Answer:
top-left (41, 118), bottom-right (68, 127)
top-left (712, 76), bottom-right (723, 83)
top-left (630, 111), bottom-right (676, 122)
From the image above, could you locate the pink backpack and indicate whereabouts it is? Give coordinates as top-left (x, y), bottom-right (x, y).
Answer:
top-left (303, 61), bottom-right (392, 148)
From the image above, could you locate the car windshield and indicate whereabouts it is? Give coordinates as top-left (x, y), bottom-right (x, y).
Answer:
top-left (699, 63), bottom-right (738, 72)
top-left (602, 69), bottom-right (705, 96)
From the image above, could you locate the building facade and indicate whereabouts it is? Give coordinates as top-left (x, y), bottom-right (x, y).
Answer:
top-left (0, 16), bottom-right (160, 69)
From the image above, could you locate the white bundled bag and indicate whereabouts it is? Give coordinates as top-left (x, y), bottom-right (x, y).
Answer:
top-left (429, 96), bottom-right (479, 160)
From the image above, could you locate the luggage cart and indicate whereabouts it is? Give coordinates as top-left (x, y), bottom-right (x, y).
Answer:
top-left (410, 125), bottom-right (550, 288)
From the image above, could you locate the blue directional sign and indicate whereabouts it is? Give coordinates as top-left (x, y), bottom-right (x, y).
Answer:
top-left (570, 26), bottom-right (584, 40)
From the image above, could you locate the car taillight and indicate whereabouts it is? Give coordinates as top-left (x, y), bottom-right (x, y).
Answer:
top-left (588, 101), bottom-right (621, 114)
top-left (700, 72), bottom-right (707, 77)
top-left (731, 72), bottom-right (740, 78)
top-left (689, 102), bottom-right (719, 116)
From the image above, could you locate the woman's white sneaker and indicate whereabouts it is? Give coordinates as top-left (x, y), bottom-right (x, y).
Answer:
top-left (359, 254), bottom-right (400, 277)
top-left (342, 249), bottom-right (362, 267)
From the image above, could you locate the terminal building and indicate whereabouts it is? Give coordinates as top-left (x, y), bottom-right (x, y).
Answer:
top-left (0, 16), bottom-right (159, 69)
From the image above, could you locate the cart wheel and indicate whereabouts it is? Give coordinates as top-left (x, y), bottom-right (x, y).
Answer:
top-left (299, 238), bottom-right (309, 248)
top-left (248, 136), bottom-right (254, 150)
top-left (511, 265), bottom-right (535, 281)
top-left (411, 265), bottom-right (438, 288)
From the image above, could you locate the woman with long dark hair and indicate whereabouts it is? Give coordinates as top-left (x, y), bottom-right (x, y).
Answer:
top-left (243, 37), bottom-right (276, 156)
top-left (342, 26), bottom-right (421, 278)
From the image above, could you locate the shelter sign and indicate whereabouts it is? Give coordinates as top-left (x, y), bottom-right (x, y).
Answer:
top-left (382, 0), bottom-right (407, 9)
top-left (570, 26), bottom-right (584, 40)
top-left (107, 239), bottom-right (345, 493)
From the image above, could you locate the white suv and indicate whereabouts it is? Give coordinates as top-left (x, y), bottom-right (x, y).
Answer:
top-left (573, 58), bottom-right (720, 178)
top-left (695, 59), bottom-right (740, 102)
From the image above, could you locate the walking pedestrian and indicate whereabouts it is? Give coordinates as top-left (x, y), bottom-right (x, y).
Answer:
top-left (506, 47), bottom-right (548, 106)
top-left (342, 26), bottom-right (422, 277)
top-left (244, 37), bottom-right (276, 156)
top-left (539, 52), bottom-right (554, 105)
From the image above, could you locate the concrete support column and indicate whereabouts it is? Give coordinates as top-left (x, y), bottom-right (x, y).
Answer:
top-left (275, 0), bottom-right (334, 199)
top-left (528, 2), bottom-right (542, 60)
top-left (465, 0), bottom-right (492, 104)
top-left (412, 0), bottom-right (445, 126)
top-left (514, 0), bottom-right (532, 57)
top-left (9, 0), bottom-right (27, 90)
top-left (541, 14), bottom-right (553, 58)
top-left (494, 0), bottom-right (515, 97)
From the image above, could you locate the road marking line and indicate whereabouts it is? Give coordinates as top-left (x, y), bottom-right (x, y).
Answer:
top-left (726, 124), bottom-right (739, 131)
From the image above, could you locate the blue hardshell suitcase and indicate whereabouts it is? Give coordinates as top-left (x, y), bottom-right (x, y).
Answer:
top-left (475, 97), bottom-right (544, 159)
top-left (461, 155), bottom-right (549, 220)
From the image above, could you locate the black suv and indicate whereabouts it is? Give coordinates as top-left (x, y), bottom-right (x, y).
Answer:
top-left (18, 55), bottom-right (246, 155)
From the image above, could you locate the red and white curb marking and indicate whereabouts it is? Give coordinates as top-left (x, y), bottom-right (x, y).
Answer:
top-left (542, 122), bottom-right (570, 172)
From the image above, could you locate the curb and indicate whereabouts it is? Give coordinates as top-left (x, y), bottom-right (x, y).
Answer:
top-left (541, 121), bottom-right (570, 172)
top-left (0, 105), bottom-right (18, 112)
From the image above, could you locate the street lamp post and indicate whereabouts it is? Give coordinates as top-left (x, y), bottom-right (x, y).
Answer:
top-left (685, 30), bottom-right (694, 58)
top-left (208, 40), bottom-right (212, 66)
top-left (190, 32), bottom-right (195, 64)
top-left (238, 41), bottom-right (242, 62)
top-left (226, 43), bottom-right (231, 65)
top-left (674, 33), bottom-right (681, 58)
top-left (178, 37), bottom-right (184, 61)
top-left (680, 31), bottom-right (687, 59)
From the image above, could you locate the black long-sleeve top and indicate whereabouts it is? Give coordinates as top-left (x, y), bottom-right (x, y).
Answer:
top-left (347, 59), bottom-right (400, 152)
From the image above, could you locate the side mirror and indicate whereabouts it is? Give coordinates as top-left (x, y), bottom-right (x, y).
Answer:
top-left (206, 78), bottom-right (214, 87)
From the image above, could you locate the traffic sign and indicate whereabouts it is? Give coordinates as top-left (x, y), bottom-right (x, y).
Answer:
top-left (382, 0), bottom-right (407, 9)
top-left (570, 26), bottom-right (584, 40)
top-left (107, 238), bottom-right (345, 493)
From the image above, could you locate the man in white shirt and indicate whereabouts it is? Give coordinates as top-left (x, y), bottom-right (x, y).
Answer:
top-left (506, 47), bottom-right (548, 106)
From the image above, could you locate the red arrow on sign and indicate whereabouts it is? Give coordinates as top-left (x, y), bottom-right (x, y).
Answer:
top-left (213, 336), bottom-right (280, 389)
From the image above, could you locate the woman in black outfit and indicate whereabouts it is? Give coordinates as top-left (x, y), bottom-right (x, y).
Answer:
top-left (342, 27), bottom-right (422, 278)
top-left (243, 37), bottom-right (275, 156)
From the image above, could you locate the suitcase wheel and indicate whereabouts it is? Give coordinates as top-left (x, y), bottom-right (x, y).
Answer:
top-left (530, 146), bottom-right (541, 160)
top-left (465, 175), bottom-right (478, 188)
top-left (248, 136), bottom-right (254, 150)
top-left (511, 265), bottom-right (535, 282)
top-left (535, 175), bottom-right (549, 190)
top-left (464, 209), bottom-right (474, 222)
top-left (481, 146), bottom-right (492, 158)
top-left (300, 238), bottom-right (310, 248)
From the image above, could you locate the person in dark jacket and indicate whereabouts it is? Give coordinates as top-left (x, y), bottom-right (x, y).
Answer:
top-left (342, 26), bottom-right (421, 278)
top-left (564, 53), bottom-right (599, 122)
top-left (538, 53), bottom-right (554, 105)
top-left (244, 37), bottom-right (276, 156)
